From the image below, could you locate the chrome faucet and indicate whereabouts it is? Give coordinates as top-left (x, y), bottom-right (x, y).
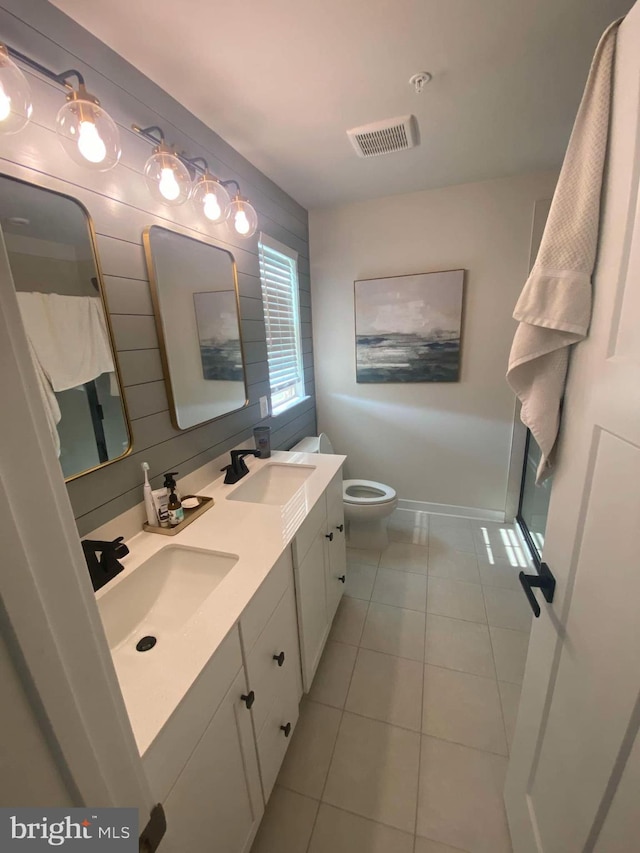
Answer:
top-left (221, 449), bottom-right (261, 484)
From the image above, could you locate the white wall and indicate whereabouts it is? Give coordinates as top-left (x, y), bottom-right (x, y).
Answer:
top-left (309, 170), bottom-right (558, 514)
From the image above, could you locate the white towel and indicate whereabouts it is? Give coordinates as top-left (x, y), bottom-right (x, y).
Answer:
top-left (17, 292), bottom-right (114, 392)
top-left (506, 18), bottom-right (621, 482)
top-left (25, 337), bottom-right (62, 457)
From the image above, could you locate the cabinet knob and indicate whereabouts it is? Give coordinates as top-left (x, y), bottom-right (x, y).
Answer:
top-left (280, 722), bottom-right (292, 738)
top-left (336, 524), bottom-right (344, 533)
top-left (338, 575), bottom-right (346, 583)
top-left (240, 691), bottom-right (255, 710)
top-left (325, 532), bottom-right (334, 541)
top-left (273, 651), bottom-right (285, 667)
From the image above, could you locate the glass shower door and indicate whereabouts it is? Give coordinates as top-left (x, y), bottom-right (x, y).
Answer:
top-left (517, 431), bottom-right (552, 563)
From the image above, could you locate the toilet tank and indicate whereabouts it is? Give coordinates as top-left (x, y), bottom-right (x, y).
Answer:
top-left (290, 433), bottom-right (334, 454)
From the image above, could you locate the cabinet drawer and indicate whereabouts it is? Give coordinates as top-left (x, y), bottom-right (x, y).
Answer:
top-left (292, 497), bottom-right (327, 566)
top-left (240, 549), bottom-right (293, 655)
top-left (143, 626), bottom-right (243, 803)
top-left (246, 583), bottom-right (302, 737)
top-left (256, 688), bottom-right (299, 801)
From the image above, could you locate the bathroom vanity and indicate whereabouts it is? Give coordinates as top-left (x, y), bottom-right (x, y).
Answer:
top-left (94, 450), bottom-right (346, 853)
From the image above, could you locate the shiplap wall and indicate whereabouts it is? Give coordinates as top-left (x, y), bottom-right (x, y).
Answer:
top-left (0, 0), bottom-right (316, 535)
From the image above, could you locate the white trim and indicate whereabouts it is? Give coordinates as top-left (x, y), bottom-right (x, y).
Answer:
top-left (258, 230), bottom-right (298, 261)
top-left (396, 498), bottom-right (505, 522)
top-left (0, 232), bottom-right (153, 814)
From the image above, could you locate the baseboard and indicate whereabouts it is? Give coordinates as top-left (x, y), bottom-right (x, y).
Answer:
top-left (396, 499), bottom-right (505, 522)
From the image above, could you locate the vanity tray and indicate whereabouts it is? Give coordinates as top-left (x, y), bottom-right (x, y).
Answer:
top-left (143, 495), bottom-right (214, 536)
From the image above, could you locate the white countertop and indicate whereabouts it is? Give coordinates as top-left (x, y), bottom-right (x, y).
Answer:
top-left (95, 450), bottom-right (345, 756)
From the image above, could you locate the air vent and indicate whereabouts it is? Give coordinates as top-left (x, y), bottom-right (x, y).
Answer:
top-left (347, 115), bottom-right (419, 158)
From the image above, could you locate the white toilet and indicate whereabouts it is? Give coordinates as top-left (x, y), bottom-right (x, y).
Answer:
top-left (290, 433), bottom-right (398, 550)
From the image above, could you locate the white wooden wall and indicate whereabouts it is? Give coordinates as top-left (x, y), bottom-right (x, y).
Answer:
top-left (0, 0), bottom-right (316, 535)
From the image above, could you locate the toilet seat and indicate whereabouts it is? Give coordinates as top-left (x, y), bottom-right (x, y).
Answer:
top-left (343, 479), bottom-right (397, 505)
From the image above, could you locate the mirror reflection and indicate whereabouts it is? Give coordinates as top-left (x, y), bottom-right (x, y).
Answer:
top-left (144, 226), bottom-right (247, 430)
top-left (0, 175), bottom-right (131, 480)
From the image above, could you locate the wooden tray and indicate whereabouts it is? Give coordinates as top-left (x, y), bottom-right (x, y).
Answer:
top-left (143, 495), bottom-right (214, 536)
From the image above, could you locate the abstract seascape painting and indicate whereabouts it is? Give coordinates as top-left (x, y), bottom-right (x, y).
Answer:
top-left (355, 270), bottom-right (464, 383)
top-left (193, 291), bottom-right (244, 381)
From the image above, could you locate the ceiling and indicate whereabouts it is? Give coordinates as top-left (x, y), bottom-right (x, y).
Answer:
top-left (50, 0), bottom-right (631, 210)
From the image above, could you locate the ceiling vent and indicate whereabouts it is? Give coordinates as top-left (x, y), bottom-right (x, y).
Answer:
top-left (347, 115), bottom-right (419, 158)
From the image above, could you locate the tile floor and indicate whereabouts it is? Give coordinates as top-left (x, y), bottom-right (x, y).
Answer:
top-left (251, 511), bottom-right (533, 853)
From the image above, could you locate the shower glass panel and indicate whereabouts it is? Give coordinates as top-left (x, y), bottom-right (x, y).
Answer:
top-left (517, 430), bottom-right (552, 561)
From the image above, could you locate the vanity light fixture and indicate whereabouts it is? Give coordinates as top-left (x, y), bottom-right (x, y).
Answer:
top-left (134, 125), bottom-right (192, 206)
top-left (0, 42), bottom-right (120, 169)
top-left (187, 157), bottom-right (231, 224)
top-left (0, 45), bottom-right (32, 134)
top-left (224, 181), bottom-right (258, 239)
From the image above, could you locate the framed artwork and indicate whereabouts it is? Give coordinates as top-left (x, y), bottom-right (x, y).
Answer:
top-left (354, 269), bottom-right (465, 383)
top-left (193, 290), bottom-right (244, 381)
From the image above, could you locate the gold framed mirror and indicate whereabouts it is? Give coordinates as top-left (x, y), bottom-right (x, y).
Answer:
top-left (143, 226), bottom-right (248, 430)
top-left (0, 174), bottom-right (132, 481)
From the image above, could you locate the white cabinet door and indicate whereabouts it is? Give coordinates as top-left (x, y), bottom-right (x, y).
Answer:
top-left (325, 493), bottom-right (346, 622)
top-left (294, 529), bottom-right (329, 691)
top-left (161, 670), bottom-right (263, 853)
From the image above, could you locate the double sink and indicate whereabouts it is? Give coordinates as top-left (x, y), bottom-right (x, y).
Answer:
top-left (97, 462), bottom-right (316, 661)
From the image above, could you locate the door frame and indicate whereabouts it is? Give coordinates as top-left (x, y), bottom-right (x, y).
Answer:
top-left (0, 230), bottom-right (154, 814)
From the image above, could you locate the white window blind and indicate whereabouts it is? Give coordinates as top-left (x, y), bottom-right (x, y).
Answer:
top-left (258, 233), bottom-right (305, 415)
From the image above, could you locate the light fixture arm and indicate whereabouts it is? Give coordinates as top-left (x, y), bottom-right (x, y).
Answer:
top-left (132, 124), bottom-right (166, 145)
top-left (2, 43), bottom-right (85, 89)
top-left (184, 155), bottom-right (208, 175)
top-left (221, 179), bottom-right (241, 196)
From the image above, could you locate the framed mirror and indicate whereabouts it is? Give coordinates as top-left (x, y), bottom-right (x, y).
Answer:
top-left (0, 175), bottom-right (131, 481)
top-left (143, 226), bottom-right (248, 430)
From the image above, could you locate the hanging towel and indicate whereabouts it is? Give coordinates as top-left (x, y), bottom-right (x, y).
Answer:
top-left (17, 292), bottom-right (114, 392)
top-left (506, 18), bottom-right (621, 483)
top-left (25, 336), bottom-right (62, 457)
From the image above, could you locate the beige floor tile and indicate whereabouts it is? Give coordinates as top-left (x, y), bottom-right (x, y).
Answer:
top-left (379, 541), bottom-right (429, 574)
top-left (483, 586), bottom-right (532, 632)
top-left (388, 510), bottom-right (430, 546)
top-left (346, 547), bottom-right (381, 567)
top-left (490, 626), bottom-right (530, 684)
top-left (428, 550), bottom-right (480, 584)
top-left (277, 699), bottom-right (342, 799)
top-left (346, 648), bottom-right (423, 731)
top-left (417, 736), bottom-right (512, 853)
top-left (498, 680), bottom-right (522, 750)
top-left (472, 523), bottom-right (530, 568)
top-left (251, 786), bottom-right (319, 853)
top-left (422, 665), bottom-right (507, 755)
top-left (425, 614), bottom-right (494, 678)
top-left (477, 559), bottom-right (522, 590)
top-left (344, 563), bottom-right (377, 600)
top-left (329, 597), bottom-right (369, 645)
top-left (414, 836), bottom-right (469, 852)
top-left (429, 527), bottom-right (476, 554)
top-left (371, 567), bottom-right (427, 612)
top-left (427, 577), bottom-right (487, 623)
top-left (308, 804), bottom-right (414, 853)
top-left (360, 602), bottom-right (426, 661)
top-left (428, 515), bottom-right (472, 531)
top-left (323, 712), bottom-right (420, 833)
top-left (309, 641), bottom-right (358, 709)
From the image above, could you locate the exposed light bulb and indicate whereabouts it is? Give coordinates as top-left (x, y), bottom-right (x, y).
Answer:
top-left (203, 192), bottom-right (222, 221)
top-left (0, 85), bottom-right (10, 121)
top-left (234, 208), bottom-right (250, 235)
top-left (159, 166), bottom-right (180, 201)
top-left (77, 119), bottom-right (106, 164)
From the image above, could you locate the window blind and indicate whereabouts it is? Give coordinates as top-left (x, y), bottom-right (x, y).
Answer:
top-left (258, 233), bottom-right (305, 414)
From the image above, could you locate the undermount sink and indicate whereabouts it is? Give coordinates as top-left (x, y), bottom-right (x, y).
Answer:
top-left (97, 545), bottom-right (239, 651)
top-left (226, 462), bottom-right (316, 505)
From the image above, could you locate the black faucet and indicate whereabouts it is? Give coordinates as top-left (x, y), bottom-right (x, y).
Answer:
top-left (221, 449), bottom-right (261, 484)
top-left (82, 536), bottom-right (130, 592)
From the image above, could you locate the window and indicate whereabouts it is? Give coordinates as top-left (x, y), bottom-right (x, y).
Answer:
top-left (258, 233), bottom-right (306, 415)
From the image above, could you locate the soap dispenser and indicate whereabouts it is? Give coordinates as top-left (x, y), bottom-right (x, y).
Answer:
top-left (164, 472), bottom-right (184, 527)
